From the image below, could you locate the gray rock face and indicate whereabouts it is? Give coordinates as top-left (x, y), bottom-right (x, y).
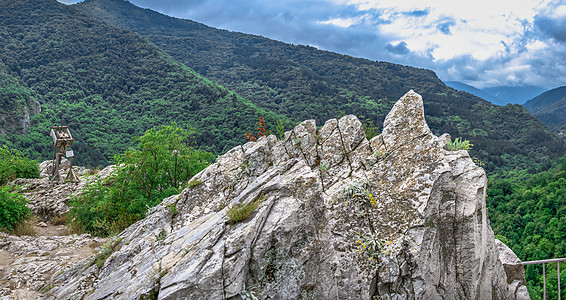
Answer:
top-left (46, 90), bottom-right (529, 299)
top-left (0, 234), bottom-right (104, 299)
top-left (496, 239), bottom-right (530, 300)
top-left (13, 165), bottom-right (115, 221)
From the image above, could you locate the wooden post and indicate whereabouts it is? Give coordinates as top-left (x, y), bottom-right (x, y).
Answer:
top-left (49, 126), bottom-right (79, 184)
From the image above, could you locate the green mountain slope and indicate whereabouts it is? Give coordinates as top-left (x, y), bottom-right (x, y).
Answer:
top-left (0, 60), bottom-right (40, 136)
top-left (487, 157), bottom-right (566, 299)
top-left (523, 86), bottom-right (566, 132)
top-left (76, 0), bottom-right (566, 172)
top-left (0, 0), bottom-right (286, 166)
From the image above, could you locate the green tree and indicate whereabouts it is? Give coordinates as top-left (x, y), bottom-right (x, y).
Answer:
top-left (69, 123), bottom-right (215, 236)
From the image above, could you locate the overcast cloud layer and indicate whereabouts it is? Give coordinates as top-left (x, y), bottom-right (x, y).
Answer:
top-left (64, 0), bottom-right (566, 89)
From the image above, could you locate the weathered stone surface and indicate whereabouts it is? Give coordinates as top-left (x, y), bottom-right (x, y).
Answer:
top-left (0, 234), bottom-right (104, 299)
top-left (496, 239), bottom-right (530, 300)
top-left (12, 165), bottom-right (115, 221)
top-left (46, 90), bottom-right (529, 299)
top-left (0, 165), bottom-right (115, 300)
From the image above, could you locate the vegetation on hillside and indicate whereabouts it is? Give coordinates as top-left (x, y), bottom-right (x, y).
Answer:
top-left (0, 0), bottom-right (290, 167)
top-left (0, 186), bottom-right (30, 234)
top-left (0, 146), bottom-right (40, 186)
top-left (487, 157), bottom-right (566, 299)
top-left (0, 146), bottom-right (38, 234)
top-left (68, 124), bottom-right (215, 236)
top-left (0, 61), bottom-right (40, 136)
top-left (76, 0), bottom-right (566, 173)
top-left (523, 86), bottom-right (566, 133)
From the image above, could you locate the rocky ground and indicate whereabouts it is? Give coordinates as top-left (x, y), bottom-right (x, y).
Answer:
top-left (0, 162), bottom-right (112, 300)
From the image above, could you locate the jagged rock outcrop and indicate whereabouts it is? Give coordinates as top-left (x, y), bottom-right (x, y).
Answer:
top-left (46, 91), bottom-right (529, 299)
top-left (496, 239), bottom-right (530, 299)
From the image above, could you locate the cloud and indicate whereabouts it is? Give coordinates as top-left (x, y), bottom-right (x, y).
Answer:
top-left (403, 9), bottom-right (429, 18)
top-left (57, 0), bottom-right (566, 89)
top-left (386, 41), bottom-right (410, 54)
top-left (436, 18), bottom-right (455, 34)
top-left (534, 15), bottom-right (566, 44)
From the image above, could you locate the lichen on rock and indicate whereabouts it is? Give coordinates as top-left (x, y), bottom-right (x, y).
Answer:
top-left (45, 90), bottom-right (529, 299)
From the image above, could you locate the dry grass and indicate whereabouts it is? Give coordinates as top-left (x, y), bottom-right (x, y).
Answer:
top-left (51, 214), bottom-right (68, 225)
top-left (86, 168), bottom-right (100, 176)
top-left (13, 218), bottom-right (37, 236)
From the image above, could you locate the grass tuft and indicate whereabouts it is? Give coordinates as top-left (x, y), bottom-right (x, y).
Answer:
top-left (226, 195), bottom-right (266, 224)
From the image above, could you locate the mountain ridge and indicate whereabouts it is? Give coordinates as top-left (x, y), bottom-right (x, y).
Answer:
top-left (523, 86), bottom-right (566, 134)
top-left (74, 0), bottom-right (566, 172)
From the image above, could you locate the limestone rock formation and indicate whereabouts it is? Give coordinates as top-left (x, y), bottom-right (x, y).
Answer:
top-left (0, 165), bottom-right (115, 299)
top-left (13, 164), bottom-right (115, 221)
top-left (0, 234), bottom-right (105, 299)
top-left (46, 90), bottom-right (529, 299)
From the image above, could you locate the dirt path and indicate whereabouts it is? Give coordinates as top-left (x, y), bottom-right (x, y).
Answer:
top-left (0, 221), bottom-right (105, 299)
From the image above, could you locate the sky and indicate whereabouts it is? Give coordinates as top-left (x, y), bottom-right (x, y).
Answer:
top-left (61, 0), bottom-right (566, 90)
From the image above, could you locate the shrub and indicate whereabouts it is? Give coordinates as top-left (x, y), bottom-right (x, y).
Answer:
top-left (0, 185), bottom-right (31, 233)
top-left (227, 201), bottom-right (259, 224)
top-left (227, 195), bottom-right (266, 224)
top-left (91, 238), bottom-right (122, 268)
top-left (445, 137), bottom-right (473, 151)
top-left (359, 115), bottom-right (380, 140)
top-left (68, 123), bottom-right (215, 237)
top-left (0, 145), bottom-right (40, 185)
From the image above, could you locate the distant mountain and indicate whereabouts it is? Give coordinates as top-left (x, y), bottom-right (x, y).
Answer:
top-left (74, 0), bottom-right (566, 172)
top-left (523, 86), bottom-right (566, 133)
top-left (483, 86), bottom-right (545, 105)
top-left (0, 0), bottom-right (286, 166)
top-left (445, 81), bottom-right (546, 105)
top-left (444, 81), bottom-right (504, 105)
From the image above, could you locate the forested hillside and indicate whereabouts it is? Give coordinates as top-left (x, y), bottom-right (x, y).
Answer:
top-left (76, 0), bottom-right (566, 172)
top-left (488, 156), bottom-right (566, 299)
top-left (0, 60), bottom-right (40, 135)
top-left (0, 0), bottom-right (287, 167)
top-left (523, 86), bottom-right (566, 134)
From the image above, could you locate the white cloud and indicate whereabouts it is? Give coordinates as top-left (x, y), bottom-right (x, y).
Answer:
top-left (62, 0), bottom-right (565, 89)
top-left (319, 16), bottom-right (363, 28)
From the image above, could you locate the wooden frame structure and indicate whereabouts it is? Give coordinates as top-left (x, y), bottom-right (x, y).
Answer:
top-left (50, 126), bottom-right (79, 183)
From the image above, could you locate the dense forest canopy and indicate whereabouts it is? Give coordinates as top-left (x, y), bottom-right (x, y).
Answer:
top-left (0, 0), bottom-right (289, 167)
top-left (75, 0), bottom-right (566, 173)
top-left (488, 157), bottom-right (566, 299)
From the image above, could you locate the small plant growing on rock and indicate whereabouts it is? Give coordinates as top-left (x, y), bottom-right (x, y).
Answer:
top-left (374, 150), bottom-right (388, 158)
top-left (355, 231), bottom-right (383, 266)
top-left (472, 156), bottom-right (485, 167)
top-left (276, 119), bottom-right (285, 141)
top-left (92, 237), bottom-right (122, 268)
top-left (343, 181), bottom-right (377, 206)
top-left (186, 178), bottom-right (202, 188)
top-left (246, 116), bottom-right (271, 142)
top-left (227, 195), bottom-right (266, 224)
top-left (445, 137), bottom-right (472, 151)
top-left (166, 203), bottom-right (178, 216)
